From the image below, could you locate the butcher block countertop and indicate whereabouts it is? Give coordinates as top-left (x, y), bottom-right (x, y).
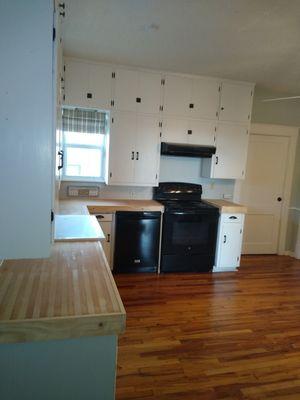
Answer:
top-left (58, 199), bottom-right (164, 215)
top-left (204, 199), bottom-right (247, 214)
top-left (0, 241), bottom-right (125, 344)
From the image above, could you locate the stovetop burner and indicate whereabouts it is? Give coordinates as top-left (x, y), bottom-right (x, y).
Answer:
top-left (159, 200), bottom-right (217, 213)
top-left (153, 182), bottom-right (218, 214)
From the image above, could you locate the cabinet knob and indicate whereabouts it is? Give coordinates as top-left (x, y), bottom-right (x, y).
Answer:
top-left (189, 103), bottom-right (194, 109)
top-left (187, 130), bottom-right (192, 135)
top-left (221, 106), bottom-right (224, 110)
top-left (277, 197), bottom-right (282, 202)
top-left (87, 92), bottom-right (93, 99)
top-left (136, 97), bottom-right (141, 103)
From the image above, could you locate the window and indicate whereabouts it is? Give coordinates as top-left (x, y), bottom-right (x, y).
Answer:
top-left (62, 108), bottom-right (108, 181)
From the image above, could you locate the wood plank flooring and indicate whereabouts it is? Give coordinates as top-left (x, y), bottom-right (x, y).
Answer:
top-left (114, 255), bottom-right (300, 400)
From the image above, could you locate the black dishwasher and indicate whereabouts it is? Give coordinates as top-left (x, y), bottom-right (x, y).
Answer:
top-left (114, 211), bottom-right (161, 273)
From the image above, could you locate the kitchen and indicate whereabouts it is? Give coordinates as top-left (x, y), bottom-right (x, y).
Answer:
top-left (1, 1), bottom-right (300, 399)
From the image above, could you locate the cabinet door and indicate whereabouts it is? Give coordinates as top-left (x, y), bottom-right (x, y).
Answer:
top-left (64, 59), bottom-right (89, 107)
top-left (163, 74), bottom-right (191, 117)
top-left (219, 223), bottom-right (243, 268)
top-left (162, 117), bottom-right (189, 143)
top-left (107, 112), bottom-right (136, 184)
top-left (88, 63), bottom-right (112, 110)
top-left (113, 69), bottom-right (138, 112)
top-left (138, 71), bottom-right (162, 114)
top-left (134, 115), bottom-right (160, 186)
top-left (219, 83), bottom-right (253, 122)
top-left (214, 123), bottom-right (249, 179)
top-left (187, 120), bottom-right (216, 146)
top-left (190, 78), bottom-right (220, 120)
top-left (99, 221), bottom-right (112, 267)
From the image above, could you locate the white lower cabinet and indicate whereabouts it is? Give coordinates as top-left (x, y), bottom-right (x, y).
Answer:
top-left (96, 214), bottom-right (114, 269)
top-left (214, 213), bottom-right (245, 272)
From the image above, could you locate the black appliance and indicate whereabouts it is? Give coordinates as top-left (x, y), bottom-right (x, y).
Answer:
top-left (154, 182), bottom-right (219, 273)
top-left (161, 142), bottom-right (216, 158)
top-left (114, 211), bottom-right (161, 273)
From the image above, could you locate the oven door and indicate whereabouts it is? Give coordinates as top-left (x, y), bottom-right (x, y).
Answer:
top-left (162, 211), bottom-right (219, 255)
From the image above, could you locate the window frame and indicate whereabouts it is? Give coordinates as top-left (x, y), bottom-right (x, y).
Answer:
top-left (61, 108), bottom-right (109, 183)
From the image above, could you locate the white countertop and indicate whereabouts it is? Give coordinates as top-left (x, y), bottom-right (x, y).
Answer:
top-left (54, 215), bottom-right (105, 242)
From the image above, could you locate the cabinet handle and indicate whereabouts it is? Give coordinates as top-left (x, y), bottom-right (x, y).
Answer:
top-left (215, 156), bottom-right (219, 165)
top-left (223, 235), bottom-right (227, 244)
top-left (136, 151), bottom-right (139, 160)
top-left (107, 234), bottom-right (111, 243)
top-left (96, 215), bottom-right (105, 219)
top-left (229, 216), bottom-right (237, 220)
top-left (57, 150), bottom-right (64, 170)
top-left (131, 151), bottom-right (134, 160)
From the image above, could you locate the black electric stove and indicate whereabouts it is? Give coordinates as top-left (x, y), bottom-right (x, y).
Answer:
top-left (153, 182), bottom-right (219, 273)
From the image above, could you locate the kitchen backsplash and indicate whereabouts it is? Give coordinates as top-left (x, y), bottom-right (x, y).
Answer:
top-left (59, 156), bottom-right (235, 200)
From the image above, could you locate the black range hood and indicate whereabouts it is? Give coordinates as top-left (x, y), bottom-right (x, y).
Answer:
top-left (161, 142), bottom-right (216, 158)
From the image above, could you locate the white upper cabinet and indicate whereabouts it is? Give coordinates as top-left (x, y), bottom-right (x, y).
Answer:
top-left (163, 74), bottom-right (220, 120)
top-left (219, 82), bottom-right (253, 123)
top-left (64, 59), bottom-right (88, 108)
top-left (187, 120), bottom-right (216, 146)
top-left (64, 59), bottom-right (112, 110)
top-left (162, 117), bottom-right (189, 143)
top-left (113, 69), bottom-right (138, 112)
top-left (134, 115), bottom-right (160, 186)
top-left (162, 118), bottom-right (215, 146)
top-left (202, 123), bottom-right (249, 179)
top-left (190, 78), bottom-right (220, 120)
top-left (163, 75), bottom-right (191, 117)
top-left (87, 63), bottom-right (112, 110)
top-left (113, 68), bottom-right (162, 114)
top-left (107, 112), bottom-right (160, 186)
top-left (107, 112), bottom-right (136, 185)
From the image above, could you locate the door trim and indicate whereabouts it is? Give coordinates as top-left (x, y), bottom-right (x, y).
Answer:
top-left (234, 123), bottom-right (299, 255)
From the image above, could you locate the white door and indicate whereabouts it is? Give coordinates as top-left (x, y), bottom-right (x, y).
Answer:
top-left (88, 63), bottom-right (112, 110)
top-left (214, 123), bottom-right (249, 179)
top-left (138, 71), bottom-right (162, 114)
top-left (163, 74), bottom-right (191, 117)
top-left (219, 223), bottom-right (243, 268)
top-left (162, 117), bottom-right (189, 143)
top-left (219, 82), bottom-right (253, 123)
top-left (113, 69), bottom-right (138, 112)
top-left (134, 115), bottom-right (160, 186)
top-left (64, 59), bottom-right (89, 107)
top-left (188, 120), bottom-right (216, 146)
top-left (108, 112), bottom-right (136, 184)
top-left (236, 134), bottom-right (289, 254)
top-left (190, 78), bottom-right (220, 120)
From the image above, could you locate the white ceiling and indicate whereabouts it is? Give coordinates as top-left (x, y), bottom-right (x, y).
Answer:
top-left (63, 0), bottom-right (300, 94)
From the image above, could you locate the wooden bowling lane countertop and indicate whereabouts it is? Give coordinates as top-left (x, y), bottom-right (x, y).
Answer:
top-left (204, 199), bottom-right (247, 214)
top-left (58, 199), bottom-right (164, 215)
top-left (0, 241), bottom-right (126, 344)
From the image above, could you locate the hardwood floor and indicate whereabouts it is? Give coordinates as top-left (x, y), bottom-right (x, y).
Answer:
top-left (114, 255), bottom-right (300, 400)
